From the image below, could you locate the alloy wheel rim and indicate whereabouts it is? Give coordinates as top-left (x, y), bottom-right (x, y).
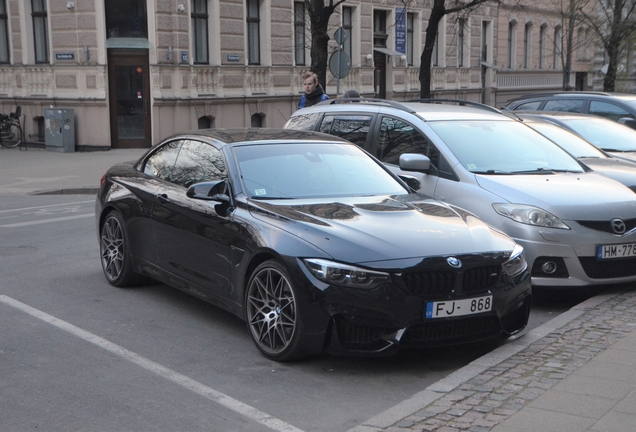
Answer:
top-left (101, 216), bottom-right (124, 281)
top-left (247, 267), bottom-right (297, 355)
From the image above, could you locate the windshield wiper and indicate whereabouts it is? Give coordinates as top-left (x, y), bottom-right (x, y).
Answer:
top-left (249, 196), bottom-right (295, 200)
top-left (603, 148), bottom-right (636, 152)
top-left (471, 169), bottom-right (512, 175)
top-left (510, 168), bottom-right (555, 174)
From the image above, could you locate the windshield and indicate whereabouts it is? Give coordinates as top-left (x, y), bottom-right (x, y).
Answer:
top-left (233, 143), bottom-right (407, 199)
top-left (559, 118), bottom-right (636, 152)
top-left (525, 122), bottom-right (606, 158)
top-left (428, 120), bottom-right (584, 174)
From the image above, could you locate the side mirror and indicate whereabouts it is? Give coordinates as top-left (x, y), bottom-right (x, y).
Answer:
top-left (399, 153), bottom-right (431, 172)
top-left (398, 174), bottom-right (421, 191)
top-left (186, 180), bottom-right (230, 203)
top-left (618, 117), bottom-right (636, 130)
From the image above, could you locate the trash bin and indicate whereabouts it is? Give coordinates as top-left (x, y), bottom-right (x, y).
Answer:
top-left (44, 109), bottom-right (75, 153)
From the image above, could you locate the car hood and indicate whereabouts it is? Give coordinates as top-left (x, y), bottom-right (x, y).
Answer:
top-left (248, 195), bottom-right (515, 264)
top-left (580, 157), bottom-right (636, 189)
top-left (475, 172), bottom-right (636, 219)
top-left (608, 151), bottom-right (636, 164)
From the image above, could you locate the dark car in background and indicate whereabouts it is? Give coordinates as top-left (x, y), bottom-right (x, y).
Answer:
top-left (502, 92), bottom-right (636, 130)
top-left (95, 128), bottom-right (531, 361)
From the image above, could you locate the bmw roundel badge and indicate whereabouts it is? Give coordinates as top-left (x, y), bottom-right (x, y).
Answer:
top-left (447, 257), bottom-right (462, 268)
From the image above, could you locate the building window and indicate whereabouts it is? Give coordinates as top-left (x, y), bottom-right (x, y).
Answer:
top-left (407, 13), bottom-right (414, 66)
top-left (373, 10), bottom-right (387, 47)
top-left (0, 0), bottom-right (8, 63)
top-left (481, 20), bottom-right (491, 63)
top-left (294, 2), bottom-right (305, 65)
top-left (246, 0), bottom-right (260, 65)
top-left (539, 25), bottom-right (547, 69)
top-left (342, 7), bottom-right (352, 61)
top-left (432, 27), bottom-right (439, 66)
top-left (32, 0), bottom-right (48, 64)
top-left (553, 26), bottom-right (562, 69)
top-left (507, 22), bottom-right (516, 68)
top-left (523, 23), bottom-right (532, 68)
top-left (198, 116), bottom-right (214, 129)
top-left (251, 113), bottom-right (264, 127)
top-left (457, 18), bottom-right (465, 67)
top-left (105, 0), bottom-right (148, 39)
top-left (192, 0), bottom-right (209, 64)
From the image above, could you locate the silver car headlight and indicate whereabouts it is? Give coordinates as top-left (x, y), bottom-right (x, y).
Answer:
top-left (502, 244), bottom-right (528, 277)
top-left (303, 258), bottom-right (391, 289)
top-left (493, 204), bottom-right (570, 229)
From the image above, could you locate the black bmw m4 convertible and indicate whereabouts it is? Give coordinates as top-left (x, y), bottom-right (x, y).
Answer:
top-left (96, 128), bottom-right (531, 361)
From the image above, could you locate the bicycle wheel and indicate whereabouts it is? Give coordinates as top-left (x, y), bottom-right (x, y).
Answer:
top-left (0, 122), bottom-right (22, 148)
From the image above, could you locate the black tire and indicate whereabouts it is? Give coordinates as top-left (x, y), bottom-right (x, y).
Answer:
top-left (100, 211), bottom-right (141, 287)
top-left (0, 122), bottom-right (22, 148)
top-left (245, 260), bottom-right (306, 361)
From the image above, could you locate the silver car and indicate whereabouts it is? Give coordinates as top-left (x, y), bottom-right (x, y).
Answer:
top-left (510, 112), bottom-right (636, 163)
top-left (286, 99), bottom-right (636, 288)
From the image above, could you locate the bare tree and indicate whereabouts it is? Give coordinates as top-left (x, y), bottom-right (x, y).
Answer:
top-left (419, 0), bottom-right (495, 98)
top-left (305, 0), bottom-right (348, 90)
top-left (578, 0), bottom-right (636, 91)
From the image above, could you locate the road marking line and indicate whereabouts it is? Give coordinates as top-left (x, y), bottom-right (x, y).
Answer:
top-left (0, 200), bottom-right (94, 213)
top-left (0, 295), bottom-right (304, 432)
top-left (0, 213), bottom-right (93, 227)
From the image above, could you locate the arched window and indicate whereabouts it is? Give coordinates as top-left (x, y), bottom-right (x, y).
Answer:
top-left (251, 113), bottom-right (264, 127)
top-left (507, 21), bottom-right (517, 69)
top-left (198, 116), bottom-right (214, 129)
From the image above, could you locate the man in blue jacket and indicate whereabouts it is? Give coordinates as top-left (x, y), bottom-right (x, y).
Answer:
top-left (298, 71), bottom-right (329, 109)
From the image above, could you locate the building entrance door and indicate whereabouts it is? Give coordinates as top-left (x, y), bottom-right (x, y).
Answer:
top-left (107, 49), bottom-right (151, 148)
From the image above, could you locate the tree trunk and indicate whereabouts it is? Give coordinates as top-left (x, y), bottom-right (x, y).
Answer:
top-left (419, 2), bottom-right (445, 99)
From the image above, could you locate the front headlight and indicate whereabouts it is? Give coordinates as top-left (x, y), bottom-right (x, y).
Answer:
top-left (502, 244), bottom-right (528, 277)
top-left (493, 204), bottom-right (570, 229)
top-left (303, 258), bottom-right (391, 289)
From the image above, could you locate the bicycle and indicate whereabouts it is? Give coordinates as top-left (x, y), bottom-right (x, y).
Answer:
top-left (0, 106), bottom-right (23, 149)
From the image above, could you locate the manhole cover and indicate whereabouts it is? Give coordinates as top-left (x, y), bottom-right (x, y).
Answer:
top-left (0, 246), bottom-right (38, 256)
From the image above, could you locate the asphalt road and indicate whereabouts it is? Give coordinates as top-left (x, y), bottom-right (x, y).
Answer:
top-left (0, 195), bottom-right (596, 432)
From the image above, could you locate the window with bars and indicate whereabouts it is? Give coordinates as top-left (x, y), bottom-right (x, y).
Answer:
top-left (407, 13), bottom-right (414, 66)
top-left (294, 2), bottom-right (305, 65)
top-left (191, 0), bottom-right (209, 64)
top-left (342, 7), bottom-right (352, 60)
top-left (32, 0), bottom-right (48, 64)
top-left (246, 0), bottom-right (260, 65)
top-left (0, 0), bottom-right (9, 63)
top-left (457, 18), bottom-right (465, 67)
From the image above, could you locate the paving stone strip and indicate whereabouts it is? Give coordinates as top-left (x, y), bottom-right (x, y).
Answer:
top-left (379, 289), bottom-right (636, 432)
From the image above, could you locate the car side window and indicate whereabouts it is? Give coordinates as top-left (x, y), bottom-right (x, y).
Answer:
top-left (143, 140), bottom-right (182, 181)
top-left (284, 112), bottom-right (321, 131)
top-left (589, 101), bottom-right (634, 122)
top-left (170, 140), bottom-right (227, 188)
top-left (319, 115), bottom-right (372, 147)
top-left (543, 99), bottom-right (584, 113)
top-left (377, 116), bottom-right (439, 165)
top-left (514, 101), bottom-right (542, 111)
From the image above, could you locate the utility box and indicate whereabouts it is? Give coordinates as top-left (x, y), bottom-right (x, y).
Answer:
top-left (44, 109), bottom-right (75, 152)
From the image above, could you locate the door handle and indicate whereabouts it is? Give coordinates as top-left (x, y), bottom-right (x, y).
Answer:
top-left (157, 193), bottom-right (169, 204)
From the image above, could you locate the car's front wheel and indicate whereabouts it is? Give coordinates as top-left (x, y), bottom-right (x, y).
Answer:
top-left (245, 260), bottom-right (306, 361)
top-left (100, 211), bottom-right (140, 287)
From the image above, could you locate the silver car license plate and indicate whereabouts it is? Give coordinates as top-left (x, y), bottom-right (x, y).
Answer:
top-left (597, 243), bottom-right (636, 259)
top-left (425, 295), bottom-right (492, 319)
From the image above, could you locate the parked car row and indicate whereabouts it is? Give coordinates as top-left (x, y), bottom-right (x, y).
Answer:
top-left (95, 94), bottom-right (636, 361)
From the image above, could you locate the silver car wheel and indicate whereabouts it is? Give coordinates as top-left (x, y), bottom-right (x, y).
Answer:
top-left (246, 264), bottom-right (297, 356)
top-left (101, 214), bottom-right (125, 282)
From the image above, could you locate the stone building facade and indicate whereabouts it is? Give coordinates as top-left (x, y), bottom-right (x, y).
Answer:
top-left (0, 0), bottom-right (601, 149)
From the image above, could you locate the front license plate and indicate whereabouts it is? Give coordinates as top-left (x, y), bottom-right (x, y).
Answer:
top-left (425, 295), bottom-right (492, 319)
top-left (597, 243), bottom-right (636, 259)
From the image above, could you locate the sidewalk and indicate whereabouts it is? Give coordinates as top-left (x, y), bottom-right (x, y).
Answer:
top-left (2, 145), bottom-right (635, 432)
top-left (0, 146), bottom-right (146, 195)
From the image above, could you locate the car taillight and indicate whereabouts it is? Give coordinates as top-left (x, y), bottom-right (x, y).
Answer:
top-left (100, 174), bottom-right (107, 188)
